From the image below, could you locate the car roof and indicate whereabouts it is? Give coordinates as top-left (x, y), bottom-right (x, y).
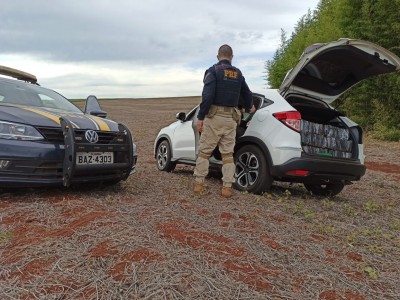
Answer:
top-left (0, 65), bottom-right (37, 84)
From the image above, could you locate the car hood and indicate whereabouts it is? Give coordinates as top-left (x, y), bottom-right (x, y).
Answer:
top-left (279, 38), bottom-right (400, 104)
top-left (0, 104), bottom-right (119, 131)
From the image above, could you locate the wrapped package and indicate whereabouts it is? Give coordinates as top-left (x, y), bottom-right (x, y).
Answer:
top-left (301, 120), bottom-right (353, 158)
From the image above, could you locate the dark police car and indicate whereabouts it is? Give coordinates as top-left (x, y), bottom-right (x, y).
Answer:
top-left (0, 65), bottom-right (137, 188)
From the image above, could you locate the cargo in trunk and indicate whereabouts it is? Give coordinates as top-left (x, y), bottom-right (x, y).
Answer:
top-left (301, 120), bottom-right (353, 158)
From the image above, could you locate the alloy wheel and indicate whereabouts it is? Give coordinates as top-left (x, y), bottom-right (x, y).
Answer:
top-left (235, 151), bottom-right (259, 188)
top-left (157, 143), bottom-right (168, 169)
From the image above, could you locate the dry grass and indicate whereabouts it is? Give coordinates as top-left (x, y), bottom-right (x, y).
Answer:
top-left (1, 97), bottom-right (399, 300)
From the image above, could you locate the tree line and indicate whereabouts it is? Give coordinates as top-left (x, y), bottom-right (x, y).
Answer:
top-left (266, 0), bottom-right (400, 140)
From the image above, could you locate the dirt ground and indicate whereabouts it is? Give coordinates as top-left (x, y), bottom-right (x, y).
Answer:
top-left (1, 97), bottom-right (399, 300)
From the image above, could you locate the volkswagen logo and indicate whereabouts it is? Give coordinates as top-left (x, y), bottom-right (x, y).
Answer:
top-left (85, 130), bottom-right (99, 143)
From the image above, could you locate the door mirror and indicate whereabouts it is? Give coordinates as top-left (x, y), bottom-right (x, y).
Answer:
top-left (176, 112), bottom-right (186, 121)
top-left (84, 95), bottom-right (107, 118)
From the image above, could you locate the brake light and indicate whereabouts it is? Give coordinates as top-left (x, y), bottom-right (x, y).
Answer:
top-left (273, 111), bottom-right (301, 132)
top-left (286, 170), bottom-right (309, 176)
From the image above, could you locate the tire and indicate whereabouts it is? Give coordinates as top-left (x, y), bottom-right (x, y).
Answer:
top-left (304, 182), bottom-right (344, 196)
top-left (233, 145), bottom-right (272, 194)
top-left (156, 140), bottom-right (176, 172)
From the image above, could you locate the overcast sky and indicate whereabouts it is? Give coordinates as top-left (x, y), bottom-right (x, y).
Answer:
top-left (0, 0), bottom-right (320, 99)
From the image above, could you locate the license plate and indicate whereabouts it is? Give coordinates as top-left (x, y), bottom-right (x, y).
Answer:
top-left (76, 152), bottom-right (114, 165)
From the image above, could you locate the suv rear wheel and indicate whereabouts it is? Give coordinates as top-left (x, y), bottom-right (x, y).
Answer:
top-left (234, 145), bottom-right (272, 194)
top-left (304, 182), bottom-right (344, 196)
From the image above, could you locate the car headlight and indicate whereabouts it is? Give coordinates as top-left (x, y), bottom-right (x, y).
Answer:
top-left (0, 121), bottom-right (44, 140)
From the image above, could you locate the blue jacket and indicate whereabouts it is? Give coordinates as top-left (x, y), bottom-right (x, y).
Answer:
top-left (197, 60), bottom-right (253, 120)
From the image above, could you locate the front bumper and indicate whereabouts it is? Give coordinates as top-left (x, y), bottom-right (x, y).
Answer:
top-left (0, 121), bottom-right (137, 188)
top-left (270, 155), bottom-right (366, 184)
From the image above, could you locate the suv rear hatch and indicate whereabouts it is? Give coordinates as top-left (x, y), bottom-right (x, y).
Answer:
top-left (279, 38), bottom-right (400, 159)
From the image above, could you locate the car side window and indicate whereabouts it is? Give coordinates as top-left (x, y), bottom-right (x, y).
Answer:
top-left (260, 97), bottom-right (273, 109)
top-left (185, 105), bottom-right (199, 121)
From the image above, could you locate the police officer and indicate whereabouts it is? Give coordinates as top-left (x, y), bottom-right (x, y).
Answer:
top-left (194, 44), bottom-right (253, 198)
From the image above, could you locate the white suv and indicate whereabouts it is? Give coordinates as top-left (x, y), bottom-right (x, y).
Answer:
top-left (154, 39), bottom-right (400, 196)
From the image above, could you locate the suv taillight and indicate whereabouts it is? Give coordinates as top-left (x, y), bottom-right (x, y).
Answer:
top-left (273, 111), bottom-right (301, 132)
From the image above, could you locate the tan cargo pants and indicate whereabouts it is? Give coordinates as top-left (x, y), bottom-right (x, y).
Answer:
top-left (194, 107), bottom-right (237, 188)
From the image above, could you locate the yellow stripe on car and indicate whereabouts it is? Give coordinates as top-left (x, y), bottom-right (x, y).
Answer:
top-left (19, 106), bottom-right (61, 125)
top-left (88, 115), bottom-right (110, 131)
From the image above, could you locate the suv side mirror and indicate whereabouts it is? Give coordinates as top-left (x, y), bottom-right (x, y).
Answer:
top-left (176, 112), bottom-right (186, 121)
top-left (84, 95), bottom-right (107, 118)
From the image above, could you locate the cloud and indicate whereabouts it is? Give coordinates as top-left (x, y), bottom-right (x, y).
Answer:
top-left (0, 0), bottom-right (319, 98)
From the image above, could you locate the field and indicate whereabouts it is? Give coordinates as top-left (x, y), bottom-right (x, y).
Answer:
top-left (1, 97), bottom-right (399, 300)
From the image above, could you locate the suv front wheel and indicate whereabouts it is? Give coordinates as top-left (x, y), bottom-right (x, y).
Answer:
top-left (234, 145), bottom-right (272, 194)
top-left (156, 140), bottom-right (176, 172)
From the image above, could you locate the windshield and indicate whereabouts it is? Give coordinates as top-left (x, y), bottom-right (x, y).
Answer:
top-left (0, 80), bottom-right (82, 113)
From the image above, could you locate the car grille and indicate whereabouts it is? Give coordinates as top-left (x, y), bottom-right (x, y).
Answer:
top-left (0, 159), bottom-right (133, 181)
top-left (1, 160), bottom-right (64, 179)
top-left (37, 127), bottom-right (64, 143)
top-left (36, 127), bottom-right (127, 144)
